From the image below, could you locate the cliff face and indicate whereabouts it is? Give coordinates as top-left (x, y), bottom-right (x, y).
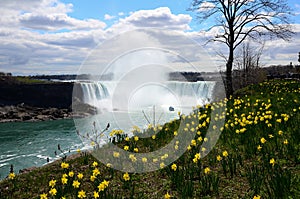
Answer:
top-left (0, 77), bottom-right (76, 109)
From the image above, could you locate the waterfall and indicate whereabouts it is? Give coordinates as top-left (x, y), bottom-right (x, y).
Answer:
top-left (80, 82), bottom-right (111, 105)
top-left (167, 81), bottom-right (215, 101)
top-left (78, 81), bottom-right (215, 110)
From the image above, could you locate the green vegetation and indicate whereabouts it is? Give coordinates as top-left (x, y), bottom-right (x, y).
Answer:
top-left (14, 76), bottom-right (50, 84)
top-left (0, 80), bottom-right (299, 198)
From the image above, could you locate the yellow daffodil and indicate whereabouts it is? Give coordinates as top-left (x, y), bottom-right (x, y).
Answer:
top-left (72, 180), bottom-right (80, 188)
top-left (61, 177), bottom-right (68, 185)
top-left (92, 161), bottom-right (98, 167)
top-left (90, 175), bottom-right (96, 182)
top-left (270, 158), bottom-right (275, 166)
top-left (257, 145), bottom-right (262, 151)
top-left (93, 191), bottom-right (100, 199)
top-left (49, 179), bottom-right (56, 187)
top-left (222, 150), bottom-right (228, 157)
top-left (260, 137), bottom-right (267, 144)
top-left (8, 172), bottom-right (15, 180)
top-left (77, 173), bottom-right (84, 179)
top-left (93, 168), bottom-right (100, 176)
top-left (49, 188), bottom-right (57, 196)
top-left (165, 192), bottom-right (171, 199)
top-left (68, 171), bottom-right (74, 177)
top-left (78, 190), bottom-right (86, 198)
top-left (204, 167), bottom-right (211, 174)
top-left (171, 163), bottom-right (177, 171)
top-left (123, 172), bottom-right (130, 181)
top-left (40, 193), bottom-right (48, 199)
top-left (113, 151), bottom-right (120, 158)
top-left (60, 162), bottom-right (69, 169)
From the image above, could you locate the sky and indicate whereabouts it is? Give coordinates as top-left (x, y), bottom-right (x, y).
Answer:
top-left (0, 0), bottom-right (300, 75)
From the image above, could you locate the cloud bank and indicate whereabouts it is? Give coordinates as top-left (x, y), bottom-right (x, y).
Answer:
top-left (0, 0), bottom-right (299, 75)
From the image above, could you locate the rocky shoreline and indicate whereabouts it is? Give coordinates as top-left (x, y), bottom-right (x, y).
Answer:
top-left (0, 101), bottom-right (98, 123)
top-left (0, 104), bottom-right (72, 123)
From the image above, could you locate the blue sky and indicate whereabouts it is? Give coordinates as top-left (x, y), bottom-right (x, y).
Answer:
top-left (0, 0), bottom-right (300, 75)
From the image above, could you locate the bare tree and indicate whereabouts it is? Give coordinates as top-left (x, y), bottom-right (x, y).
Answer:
top-left (234, 42), bottom-right (265, 89)
top-left (189, 0), bottom-right (294, 97)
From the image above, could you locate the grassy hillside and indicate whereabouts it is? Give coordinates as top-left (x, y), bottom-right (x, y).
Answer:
top-left (0, 80), bottom-right (299, 199)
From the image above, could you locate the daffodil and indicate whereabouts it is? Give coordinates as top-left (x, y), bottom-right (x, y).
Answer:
top-left (93, 191), bottom-right (100, 199)
top-left (222, 150), bottom-right (228, 157)
top-left (92, 161), bottom-right (98, 167)
top-left (72, 180), bottom-right (80, 188)
top-left (113, 151), bottom-right (120, 158)
top-left (40, 193), bottom-right (48, 199)
top-left (90, 175), bottom-right (96, 182)
top-left (68, 171), bottom-right (74, 177)
top-left (78, 190), bottom-right (86, 198)
top-left (165, 192), bottom-right (171, 199)
top-left (260, 137), bottom-right (267, 144)
top-left (171, 163), bottom-right (177, 171)
top-left (61, 162), bottom-right (69, 169)
top-left (270, 158), bottom-right (275, 166)
top-left (191, 139), bottom-right (196, 146)
top-left (123, 172), bottom-right (130, 181)
top-left (204, 167), bottom-right (211, 174)
top-left (61, 177), bottom-right (68, 185)
top-left (49, 179), bottom-right (56, 187)
top-left (77, 173), bottom-right (84, 180)
top-left (49, 188), bottom-right (57, 196)
top-left (257, 145), bottom-right (262, 151)
top-left (8, 172), bottom-right (15, 180)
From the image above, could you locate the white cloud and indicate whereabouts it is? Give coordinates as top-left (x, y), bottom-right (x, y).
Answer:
top-left (104, 14), bottom-right (116, 20)
top-left (105, 7), bottom-right (192, 36)
top-left (19, 13), bottom-right (106, 31)
top-left (118, 12), bottom-right (125, 16)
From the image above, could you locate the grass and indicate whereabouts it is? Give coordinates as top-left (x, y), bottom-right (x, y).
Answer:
top-left (15, 76), bottom-right (49, 84)
top-left (0, 79), bottom-right (299, 199)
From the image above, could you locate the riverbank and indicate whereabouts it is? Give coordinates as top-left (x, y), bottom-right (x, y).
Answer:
top-left (0, 104), bottom-right (72, 123)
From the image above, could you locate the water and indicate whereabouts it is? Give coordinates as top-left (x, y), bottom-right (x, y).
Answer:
top-left (0, 80), bottom-right (216, 180)
top-left (0, 119), bottom-right (81, 180)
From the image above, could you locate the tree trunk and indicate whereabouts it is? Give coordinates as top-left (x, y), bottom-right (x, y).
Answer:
top-left (225, 46), bottom-right (234, 98)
